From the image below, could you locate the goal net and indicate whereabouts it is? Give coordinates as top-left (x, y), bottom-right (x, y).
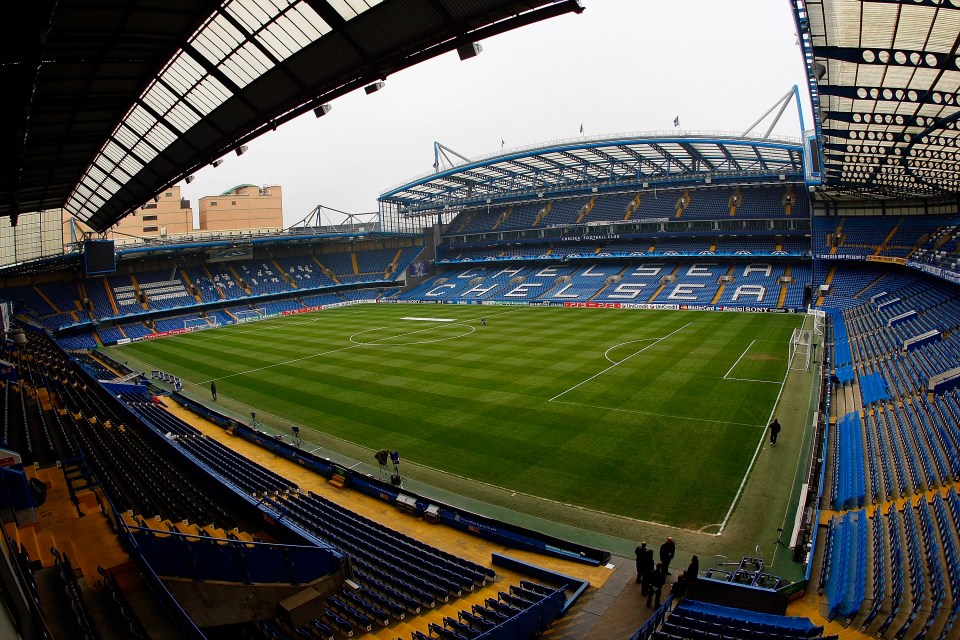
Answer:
top-left (809, 308), bottom-right (826, 337)
top-left (184, 317), bottom-right (215, 330)
top-left (789, 327), bottom-right (813, 372)
top-left (233, 308), bottom-right (264, 324)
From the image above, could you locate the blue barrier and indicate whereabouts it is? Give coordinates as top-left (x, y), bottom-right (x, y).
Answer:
top-left (628, 595), bottom-right (675, 640)
top-left (672, 599), bottom-right (823, 635)
top-left (491, 553), bottom-right (589, 614)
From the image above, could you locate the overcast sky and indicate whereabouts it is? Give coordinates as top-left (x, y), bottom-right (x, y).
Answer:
top-left (178, 0), bottom-right (812, 227)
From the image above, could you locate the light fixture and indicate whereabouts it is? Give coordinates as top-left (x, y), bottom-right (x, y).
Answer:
top-left (153, 195), bottom-right (160, 202)
top-left (812, 62), bottom-right (826, 81)
top-left (212, 159), bottom-right (224, 168)
top-left (236, 145), bottom-right (248, 156)
top-left (457, 42), bottom-right (482, 61)
top-left (185, 175), bottom-right (195, 184)
top-left (314, 104), bottom-right (332, 117)
top-left (364, 81), bottom-right (385, 94)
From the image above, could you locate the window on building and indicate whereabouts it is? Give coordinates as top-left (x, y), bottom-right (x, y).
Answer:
top-left (232, 201), bottom-right (237, 205)
top-left (210, 201), bottom-right (217, 206)
top-left (165, 192), bottom-right (173, 197)
top-left (142, 203), bottom-right (157, 209)
top-left (142, 215), bottom-right (158, 221)
top-left (143, 226), bottom-right (158, 232)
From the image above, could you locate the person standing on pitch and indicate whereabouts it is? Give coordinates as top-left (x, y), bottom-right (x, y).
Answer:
top-left (769, 417), bottom-right (781, 447)
top-left (659, 537), bottom-right (676, 576)
top-left (210, 380), bottom-right (217, 401)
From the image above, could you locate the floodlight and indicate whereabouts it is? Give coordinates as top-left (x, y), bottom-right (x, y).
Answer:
top-left (314, 104), bottom-right (332, 117)
top-left (364, 81), bottom-right (385, 94)
top-left (153, 195), bottom-right (160, 202)
top-left (185, 175), bottom-right (195, 184)
top-left (457, 42), bottom-right (482, 60)
top-left (812, 62), bottom-right (826, 81)
top-left (236, 145), bottom-right (248, 156)
top-left (212, 159), bottom-right (224, 168)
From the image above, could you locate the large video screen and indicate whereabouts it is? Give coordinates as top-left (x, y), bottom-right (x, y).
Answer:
top-left (84, 239), bottom-right (116, 275)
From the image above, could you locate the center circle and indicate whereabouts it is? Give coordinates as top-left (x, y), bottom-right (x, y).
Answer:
top-left (349, 323), bottom-right (476, 346)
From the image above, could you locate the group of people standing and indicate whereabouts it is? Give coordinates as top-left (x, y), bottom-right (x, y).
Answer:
top-left (634, 537), bottom-right (698, 608)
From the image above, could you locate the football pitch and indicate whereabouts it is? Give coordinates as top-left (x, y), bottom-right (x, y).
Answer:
top-left (107, 304), bottom-right (808, 531)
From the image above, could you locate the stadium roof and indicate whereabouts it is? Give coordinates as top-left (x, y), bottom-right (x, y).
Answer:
top-left (794, 0), bottom-right (960, 199)
top-left (1, 0), bottom-right (583, 233)
top-left (379, 133), bottom-right (805, 214)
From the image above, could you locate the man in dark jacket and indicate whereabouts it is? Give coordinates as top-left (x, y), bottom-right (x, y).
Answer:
top-left (769, 417), bottom-right (782, 446)
top-left (210, 380), bottom-right (217, 400)
top-left (660, 537), bottom-right (676, 575)
top-left (636, 543), bottom-right (655, 592)
top-left (646, 563), bottom-right (666, 608)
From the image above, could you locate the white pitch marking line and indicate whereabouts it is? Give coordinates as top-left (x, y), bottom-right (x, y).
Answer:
top-left (202, 323), bottom-right (462, 383)
top-left (197, 306), bottom-right (524, 384)
top-left (550, 399), bottom-right (766, 429)
top-left (603, 338), bottom-right (659, 364)
top-left (718, 337), bottom-right (795, 536)
top-left (724, 340), bottom-right (755, 380)
top-left (725, 377), bottom-right (783, 384)
top-left (549, 322), bottom-right (692, 402)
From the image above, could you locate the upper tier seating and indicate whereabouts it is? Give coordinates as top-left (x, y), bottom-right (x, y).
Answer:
top-left (446, 187), bottom-right (807, 236)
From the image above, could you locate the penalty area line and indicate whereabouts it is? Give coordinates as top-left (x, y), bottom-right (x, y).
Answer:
top-left (717, 358), bottom-right (790, 536)
top-left (723, 339), bottom-right (783, 383)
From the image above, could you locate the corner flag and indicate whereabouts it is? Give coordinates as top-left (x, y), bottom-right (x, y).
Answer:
top-left (673, 116), bottom-right (680, 127)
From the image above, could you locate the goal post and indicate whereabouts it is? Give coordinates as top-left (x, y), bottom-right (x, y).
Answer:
top-left (233, 308), bottom-right (265, 324)
top-left (788, 327), bottom-right (813, 372)
top-left (809, 308), bottom-right (826, 337)
top-left (184, 316), bottom-right (215, 330)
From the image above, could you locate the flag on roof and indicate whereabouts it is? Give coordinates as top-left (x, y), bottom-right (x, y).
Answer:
top-left (674, 116), bottom-right (680, 127)
top-left (579, 123), bottom-right (584, 134)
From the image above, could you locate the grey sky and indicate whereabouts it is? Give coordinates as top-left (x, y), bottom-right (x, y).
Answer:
top-left (179, 0), bottom-right (812, 227)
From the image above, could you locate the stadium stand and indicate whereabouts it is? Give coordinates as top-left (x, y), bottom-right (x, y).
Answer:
top-left (402, 261), bottom-right (810, 308)
top-left (645, 599), bottom-right (832, 640)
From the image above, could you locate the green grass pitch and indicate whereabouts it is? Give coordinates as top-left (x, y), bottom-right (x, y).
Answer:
top-left (108, 304), bottom-right (806, 530)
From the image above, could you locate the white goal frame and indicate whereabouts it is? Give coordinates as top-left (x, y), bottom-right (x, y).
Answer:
top-left (809, 308), bottom-right (826, 337)
top-left (789, 326), bottom-right (813, 372)
top-left (184, 317), bottom-right (216, 330)
top-left (233, 308), bottom-right (265, 324)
